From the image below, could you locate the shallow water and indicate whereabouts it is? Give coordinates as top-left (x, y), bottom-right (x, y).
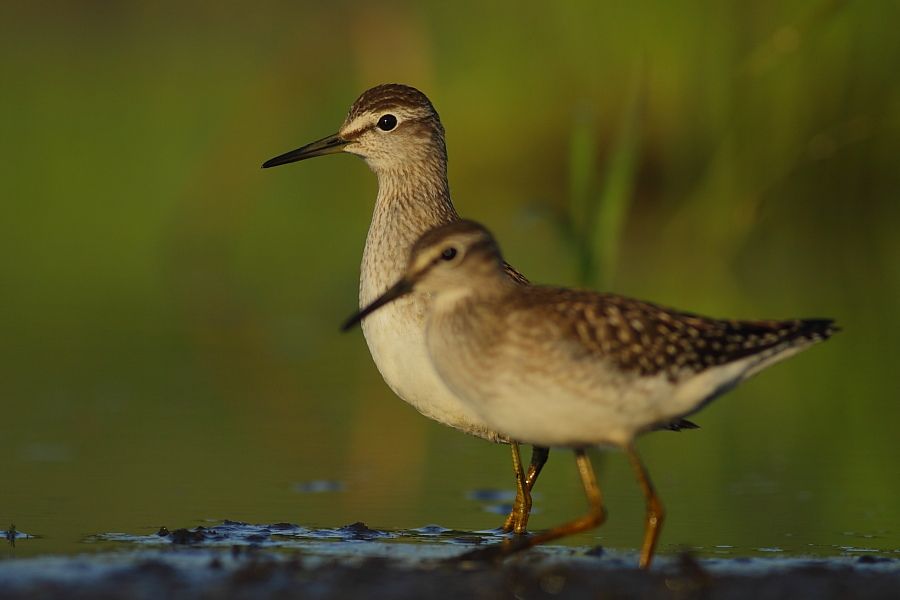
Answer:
top-left (89, 519), bottom-right (900, 563)
top-left (5, 507), bottom-right (899, 565)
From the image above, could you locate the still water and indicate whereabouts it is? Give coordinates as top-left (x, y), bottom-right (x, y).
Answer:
top-left (2, 323), bottom-right (897, 561)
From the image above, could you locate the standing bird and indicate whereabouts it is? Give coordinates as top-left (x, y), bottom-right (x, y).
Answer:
top-left (263, 84), bottom-right (546, 532)
top-left (344, 220), bottom-right (838, 568)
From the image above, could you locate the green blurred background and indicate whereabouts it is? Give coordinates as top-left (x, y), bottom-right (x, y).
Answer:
top-left (1, 0), bottom-right (898, 559)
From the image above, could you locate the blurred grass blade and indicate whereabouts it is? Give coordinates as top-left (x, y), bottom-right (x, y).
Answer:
top-left (591, 75), bottom-right (643, 288)
top-left (569, 108), bottom-right (597, 251)
top-left (568, 108), bottom-right (597, 283)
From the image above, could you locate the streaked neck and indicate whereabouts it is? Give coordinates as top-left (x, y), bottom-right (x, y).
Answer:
top-left (363, 160), bottom-right (459, 293)
top-left (374, 156), bottom-right (457, 228)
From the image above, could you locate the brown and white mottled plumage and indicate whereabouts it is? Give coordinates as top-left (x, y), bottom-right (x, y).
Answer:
top-left (266, 84), bottom-right (680, 433)
top-left (347, 219), bottom-right (838, 566)
top-left (263, 84), bottom-right (548, 534)
top-left (264, 84), bottom-right (516, 439)
top-left (393, 220), bottom-right (837, 444)
top-left (512, 289), bottom-right (834, 380)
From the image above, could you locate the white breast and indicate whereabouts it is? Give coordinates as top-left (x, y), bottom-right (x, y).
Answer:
top-left (359, 254), bottom-right (507, 442)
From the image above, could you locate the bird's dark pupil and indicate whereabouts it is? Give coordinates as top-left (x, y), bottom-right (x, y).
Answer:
top-left (377, 114), bottom-right (397, 131)
top-left (441, 247), bottom-right (457, 261)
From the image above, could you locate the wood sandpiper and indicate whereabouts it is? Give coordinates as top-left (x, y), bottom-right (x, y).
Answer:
top-left (344, 219), bottom-right (838, 568)
top-left (262, 84), bottom-right (547, 532)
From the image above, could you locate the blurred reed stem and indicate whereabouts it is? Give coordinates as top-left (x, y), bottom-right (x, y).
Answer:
top-left (567, 75), bottom-right (643, 289)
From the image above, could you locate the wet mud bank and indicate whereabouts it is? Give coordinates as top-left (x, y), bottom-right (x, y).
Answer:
top-left (1, 522), bottom-right (898, 599)
top-left (2, 550), bottom-right (899, 600)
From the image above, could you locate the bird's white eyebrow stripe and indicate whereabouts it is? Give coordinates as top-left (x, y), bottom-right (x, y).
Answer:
top-left (342, 112), bottom-right (430, 139)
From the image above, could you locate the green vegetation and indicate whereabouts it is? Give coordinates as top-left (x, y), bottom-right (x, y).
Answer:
top-left (0, 0), bottom-right (897, 558)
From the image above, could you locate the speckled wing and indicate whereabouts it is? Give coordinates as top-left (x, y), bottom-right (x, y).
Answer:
top-left (508, 286), bottom-right (838, 381)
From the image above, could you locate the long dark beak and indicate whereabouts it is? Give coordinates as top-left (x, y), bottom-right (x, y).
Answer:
top-left (262, 133), bottom-right (348, 168)
top-left (341, 279), bottom-right (414, 332)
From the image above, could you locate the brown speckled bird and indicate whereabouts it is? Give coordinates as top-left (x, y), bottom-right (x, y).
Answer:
top-left (344, 220), bottom-right (838, 568)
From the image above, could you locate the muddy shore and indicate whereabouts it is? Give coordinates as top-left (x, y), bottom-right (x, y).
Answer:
top-left (1, 522), bottom-right (898, 599)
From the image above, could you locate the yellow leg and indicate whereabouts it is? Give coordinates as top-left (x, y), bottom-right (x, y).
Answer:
top-left (501, 445), bottom-right (549, 534)
top-left (626, 444), bottom-right (665, 569)
top-left (458, 449), bottom-right (605, 562)
top-left (523, 449), bottom-right (606, 547)
top-left (501, 442), bottom-right (531, 533)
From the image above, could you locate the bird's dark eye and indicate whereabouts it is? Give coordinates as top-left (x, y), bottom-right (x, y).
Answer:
top-left (440, 247), bottom-right (458, 261)
top-left (377, 114), bottom-right (397, 131)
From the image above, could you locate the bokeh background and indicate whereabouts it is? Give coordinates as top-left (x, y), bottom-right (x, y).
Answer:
top-left (1, 0), bottom-right (898, 558)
